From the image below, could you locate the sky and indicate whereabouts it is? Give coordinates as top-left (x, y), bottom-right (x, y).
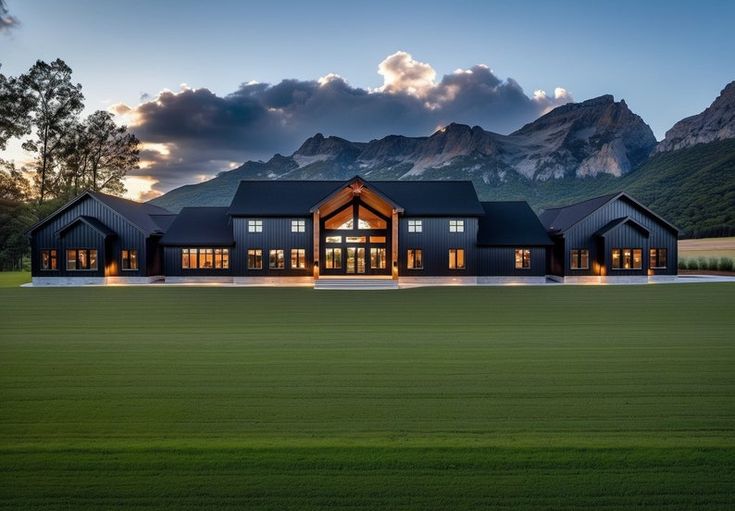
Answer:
top-left (1, 0), bottom-right (734, 200)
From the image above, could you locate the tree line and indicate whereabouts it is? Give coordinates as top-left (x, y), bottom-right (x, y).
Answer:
top-left (0, 59), bottom-right (140, 270)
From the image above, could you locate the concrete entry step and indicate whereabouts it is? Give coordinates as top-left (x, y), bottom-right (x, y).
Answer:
top-left (314, 277), bottom-right (398, 290)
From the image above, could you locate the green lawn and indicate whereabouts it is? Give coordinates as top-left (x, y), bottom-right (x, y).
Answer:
top-left (1, 281), bottom-right (734, 509)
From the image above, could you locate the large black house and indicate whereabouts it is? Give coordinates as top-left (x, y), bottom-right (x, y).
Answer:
top-left (28, 177), bottom-right (678, 286)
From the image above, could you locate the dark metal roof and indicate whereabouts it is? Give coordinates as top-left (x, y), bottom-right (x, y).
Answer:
top-left (593, 216), bottom-right (650, 238)
top-left (228, 178), bottom-right (484, 216)
top-left (539, 192), bottom-right (679, 234)
top-left (56, 216), bottom-right (116, 239)
top-left (89, 191), bottom-right (173, 235)
top-left (26, 190), bottom-right (175, 236)
top-left (477, 202), bottom-right (553, 246)
top-left (159, 207), bottom-right (234, 246)
top-left (538, 192), bottom-right (619, 233)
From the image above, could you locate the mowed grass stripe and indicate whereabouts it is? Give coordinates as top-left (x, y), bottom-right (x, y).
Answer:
top-left (0, 280), bottom-right (734, 508)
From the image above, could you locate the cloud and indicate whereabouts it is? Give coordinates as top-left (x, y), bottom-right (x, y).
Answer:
top-left (111, 51), bottom-right (571, 197)
top-left (0, 0), bottom-right (19, 33)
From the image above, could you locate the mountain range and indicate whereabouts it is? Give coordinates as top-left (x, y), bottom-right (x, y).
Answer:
top-left (151, 81), bottom-right (735, 237)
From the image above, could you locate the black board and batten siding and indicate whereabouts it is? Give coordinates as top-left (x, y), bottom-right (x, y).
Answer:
top-left (30, 195), bottom-right (149, 277)
top-left (478, 247), bottom-right (547, 277)
top-left (231, 217), bottom-right (313, 276)
top-left (398, 217), bottom-right (478, 276)
top-left (556, 196), bottom-right (678, 277)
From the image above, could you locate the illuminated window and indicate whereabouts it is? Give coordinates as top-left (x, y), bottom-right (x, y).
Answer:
top-left (345, 236), bottom-right (366, 243)
top-left (66, 249), bottom-right (97, 271)
top-left (514, 249), bottom-right (531, 269)
top-left (650, 248), bottom-right (667, 269)
top-left (370, 247), bottom-right (387, 269)
top-left (358, 206), bottom-right (387, 229)
top-left (291, 219), bottom-right (306, 232)
top-left (291, 248), bottom-right (306, 269)
top-left (408, 220), bottom-right (422, 233)
top-left (121, 249), bottom-right (138, 270)
top-left (247, 249), bottom-right (262, 270)
top-left (570, 249), bottom-right (589, 270)
top-left (40, 249), bottom-right (57, 271)
top-left (407, 249), bottom-right (423, 269)
top-left (369, 236), bottom-right (386, 243)
top-left (632, 249), bottom-right (642, 269)
top-left (269, 249), bottom-right (285, 269)
top-left (449, 220), bottom-right (464, 232)
top-left (325, 247), bottom-right (342, 269)
top-left (612, 248), bottom-right (642, 270)
top-left (199, 248), bottom-right (214, 269)
top-left (182, 248), bottom-right (195, 269)
top-left (325, 207), bottom-right (353, 230)
top-left (214, 248), bottom-right (229, 269)
top-left (325, 236), bottom-right (342, 243)
top-left (248, 220), bottom-right (263, 232)
top-left (449, 248), bottom-right (465, 269)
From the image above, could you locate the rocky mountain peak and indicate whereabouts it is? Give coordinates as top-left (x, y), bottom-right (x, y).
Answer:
top-left (294, 132), bottom-right (359, 157)
top-left (657, 80), bottom-right (735, 153)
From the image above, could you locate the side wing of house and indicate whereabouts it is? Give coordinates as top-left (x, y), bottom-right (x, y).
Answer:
top-left (29, 192), bottom-right (174, 285)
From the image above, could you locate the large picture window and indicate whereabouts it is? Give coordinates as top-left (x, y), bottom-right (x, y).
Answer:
top-left (449, 220), bottom-right (464, 232)
top-left (570, 249), bottom-right (589, 270)
top-left (291, 248), bottom-right (306, 269)
top-left (407, 249), bottom-right (423, 269)
top-left (514, 249), bottom-right (531, 270)
top-left (269, 249), bottom-right (285, 269)
top-left (66, 249), bottom-right (97, 271)
top-left (247, 249), bottom-right (263, 270)
top-left (449, 248), bottom-right (465, 269)
top-left (40, 249), bottom-right (57, 271)
top-left (121, 249), bottom-right (138, 270)
top-left (370, 247), bottom-right (387, 269)
top-left (325, 247), bottom-right (342, 269)
top-left (611, 248), bottom-right (642, 270)
top-left (650, 248), bottom-right (667, 269)
top-left (181, 248), bottom-right (229, 269)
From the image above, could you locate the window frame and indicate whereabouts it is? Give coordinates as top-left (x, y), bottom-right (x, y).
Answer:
top-left (121, 249), bottom-right (139, 271)
top-left (325, 247), bottom-right (342, 269)
top-left (448, 248), bottom-right (466, 270)
top-left (611, 248), bottom-right (643, 270)
top-left (514, 248), bottom-right (531, 270)
top-left (291, 219), bottom-right (306, 233)
top-left (449, 219), bottom-right (465, 233)
top-left (248, 219), bottom-right (263, 233)
top-left (569, 249), bottom-right (590, 270)
top-left (407, 248), bottom-right (423, 270)
top-left (407, 219), bottom-right (423, 233)
top-left (649, 248), bottom-right (668, 269)
top-left (40, 249), bottom-right (58, 271)
top-left (247, 249), bottom-right (263, 270)
top-left (369, 247), bottom-right (387, 269)
top-left (269, 249), bottom-right (285, 270)
top-left (291, 248), bottom-right (307, 269)
top-left (65, 248), bottom-right (98, 271)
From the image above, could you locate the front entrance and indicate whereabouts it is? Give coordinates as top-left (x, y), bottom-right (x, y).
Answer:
top-left (346, 247), bottom-right (366, 274)
top-left (320, 199), bottom-right (391, 276)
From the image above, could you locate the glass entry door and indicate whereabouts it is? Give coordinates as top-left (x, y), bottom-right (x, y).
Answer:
top-left (346, 247), bottom-right (366, 274)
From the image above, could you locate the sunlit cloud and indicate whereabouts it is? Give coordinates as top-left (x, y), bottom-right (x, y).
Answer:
top-left (123, 175), bottom-right (161, 202)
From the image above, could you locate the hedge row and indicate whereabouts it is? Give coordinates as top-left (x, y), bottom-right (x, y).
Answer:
top-left (678, 256), bottom-right (734, 271)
